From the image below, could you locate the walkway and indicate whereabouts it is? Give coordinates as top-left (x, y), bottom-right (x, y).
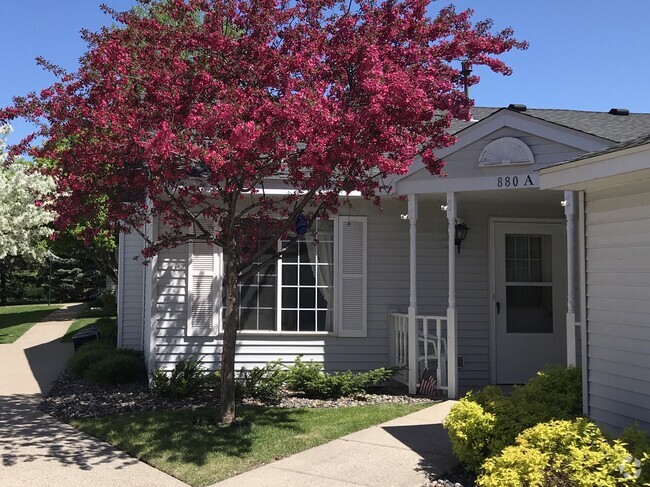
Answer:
top-left (0, 303), bottom-right (187, 487)
top-left (211, 400), bottom-right (458, 487)
top-left (0, 303), bottom-right (459, 486)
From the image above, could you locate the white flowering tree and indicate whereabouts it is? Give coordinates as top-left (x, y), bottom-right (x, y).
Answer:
top-left (0, 124), bottom-right (56, 303)
top-left (0, 124), bottom-right (55, 261)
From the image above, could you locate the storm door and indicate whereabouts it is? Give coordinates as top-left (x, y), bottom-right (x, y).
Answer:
top-left (494, 222), bottom-right (566, 384)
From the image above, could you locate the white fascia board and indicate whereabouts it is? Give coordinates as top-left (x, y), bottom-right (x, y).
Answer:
top-left (395, 110), bottom-right (611, 188)
top-left (252, 188), bottom-right (363, 196)
top-left (539, 144), bottom-right (650, 191)
top-left (398, 173), bottom-right (540, 194)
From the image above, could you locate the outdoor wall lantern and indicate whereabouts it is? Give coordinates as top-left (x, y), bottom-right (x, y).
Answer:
top-left (455, 219), bottom-right (470, 254)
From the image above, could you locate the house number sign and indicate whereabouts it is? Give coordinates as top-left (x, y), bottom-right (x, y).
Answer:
top-left (496, 174), bottom-right (535, 188)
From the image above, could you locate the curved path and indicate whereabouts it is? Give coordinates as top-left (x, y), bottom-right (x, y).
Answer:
top-left (0, 303), bottom-right (187, 487)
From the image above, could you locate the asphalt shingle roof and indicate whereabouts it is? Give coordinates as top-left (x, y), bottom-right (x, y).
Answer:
top-left (449, 106), bottom-right (650, 143)
top-left (561, 132), bottom-right (650, 165)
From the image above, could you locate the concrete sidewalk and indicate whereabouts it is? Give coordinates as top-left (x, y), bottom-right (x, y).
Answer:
top-left (0, 303), bottom-right (188, 487)
top-left (1, 303), bottom-right (459, 486)
top-left (211, 400), bottom-right (458, 487)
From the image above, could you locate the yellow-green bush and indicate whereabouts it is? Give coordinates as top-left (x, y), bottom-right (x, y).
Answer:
top-left (444, 398), bottom-right (496, 473)
top-left (477, 419), bottom-right (644, 487)
top-left (444, 366), bottom-right (583, 472)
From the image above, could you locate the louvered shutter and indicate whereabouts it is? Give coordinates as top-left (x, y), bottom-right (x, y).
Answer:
top-left (187, 232), bottom-right (222, 337)
top-left (337, 216), bottom-right (367, 337)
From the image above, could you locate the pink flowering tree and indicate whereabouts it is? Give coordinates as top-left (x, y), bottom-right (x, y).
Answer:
top-left (1, 0), bottom-right (526, 425)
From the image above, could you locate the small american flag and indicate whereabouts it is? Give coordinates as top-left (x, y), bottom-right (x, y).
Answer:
top-left (417, 369), bottom-right (437, 397)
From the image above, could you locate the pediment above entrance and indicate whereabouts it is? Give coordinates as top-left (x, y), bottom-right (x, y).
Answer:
top-left (395, 109), bottom-right (612, 195)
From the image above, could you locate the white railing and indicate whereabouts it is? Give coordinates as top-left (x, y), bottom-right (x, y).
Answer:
top-left (390, 312), bottom-right (448, 392)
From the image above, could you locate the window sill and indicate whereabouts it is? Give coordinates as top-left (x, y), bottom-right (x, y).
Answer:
top-left (236, 330), bottom-right (334, 337)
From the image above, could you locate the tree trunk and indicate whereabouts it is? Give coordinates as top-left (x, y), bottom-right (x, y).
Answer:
top-left (219, 243), bottom-right (239, 426)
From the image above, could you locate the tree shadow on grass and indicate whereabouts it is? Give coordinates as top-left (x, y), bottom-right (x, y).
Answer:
top-left (0, 394), bottom-right (141, 471)
top-left (77, 405), bottom-right (308, 468)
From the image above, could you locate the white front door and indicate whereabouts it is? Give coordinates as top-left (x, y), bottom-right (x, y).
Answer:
top-left (494, 221), bottom-right (567, 384)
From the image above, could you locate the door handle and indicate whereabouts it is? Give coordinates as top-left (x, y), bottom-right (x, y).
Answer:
top-left (496, 302), bottom-right (501, 314)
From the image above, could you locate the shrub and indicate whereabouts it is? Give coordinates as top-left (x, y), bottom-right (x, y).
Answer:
top-left (284, 356), bottom-right (394, 400)
top-left (67, 343), bottom-right (144, 385)
top-left (444, 397), bottom-right (497, 473)
top-left (84, 352), bottom-right (145, 385)
top-left (67, 342), bottom-right (115, 378)
top-left (151, 356), bottom-right (209, 399)
top-left (99, 289), bottom-right (117, 314)
top-left (620, 423), bottom-right (650, 484)
top-left (238, 361), bottom-right (287, 403)
top-left (444, 366), bottom-right (583, 471)
top-left (478, 419), bottom-right (643, 487)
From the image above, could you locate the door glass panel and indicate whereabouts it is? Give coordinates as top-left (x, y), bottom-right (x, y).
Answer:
top-left (506, 286), bottom-right (553, 333)
top-left (505, 235), bottom-right (552, 283)
top-left (505, 234), bottom-right (554, 334)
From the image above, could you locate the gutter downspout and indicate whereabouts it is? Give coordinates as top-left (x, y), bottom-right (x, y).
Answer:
top-left (578, 191), bottom-right (589, 415)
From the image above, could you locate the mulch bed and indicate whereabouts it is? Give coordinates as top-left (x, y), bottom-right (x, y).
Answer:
top-left (40, 372), bottom-right (436, 422)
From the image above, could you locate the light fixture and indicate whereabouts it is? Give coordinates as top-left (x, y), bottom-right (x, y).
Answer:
top-left (560, 200), bottom-right (568, 207)
top-left (455, 219), bottom-right (470, 254)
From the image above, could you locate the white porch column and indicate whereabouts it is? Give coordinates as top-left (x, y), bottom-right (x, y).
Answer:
top-left (407, 194), bottom-right (419, 394)
top-left (564, 191), bottom-right (577, 367)
top-left (446, 192), bottom-right (458, 398)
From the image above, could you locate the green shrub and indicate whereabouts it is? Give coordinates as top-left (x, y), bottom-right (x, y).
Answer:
top-left (151, 356), bottom-right (209, 399)
top-left (67, 342), bottom-right (115, 378)
top-left (84, 351), bottom-right (145, 385)
top-left (444, 397), bottom-right (497, 473)
top-left (99, 289), bottom-right (117, 313)
top-left (239, 360), bottom-right (286, 403)
top-left (478, 419), bottom-right (643, 487)
top-left (284, 356), bottom-right (394, 400)
top-left (68, 343), bottom-right (144, 385)
top-left (620, 423), bottom-right (650, 484)
top-left (445, 366), bottom-right (583, 471)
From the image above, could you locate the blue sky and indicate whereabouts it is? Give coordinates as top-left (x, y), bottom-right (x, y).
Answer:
top-left (3, 0), bottom-right (650, 146)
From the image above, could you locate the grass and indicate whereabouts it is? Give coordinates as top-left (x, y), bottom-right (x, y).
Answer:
top-left (61, 308), bottom-right (116, 344)
top-left (0, 304), bottom-right (63, 344)
top-left (72, 403), bottom-right (431, 486)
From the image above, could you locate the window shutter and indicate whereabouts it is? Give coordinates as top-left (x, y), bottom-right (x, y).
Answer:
top-left (337, 216), bottom-right (367, 337)
top-left (187, 226), bottom-right (222, 337)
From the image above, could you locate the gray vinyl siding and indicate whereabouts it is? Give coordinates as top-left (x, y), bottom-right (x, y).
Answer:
top-left (153, 199), bottom-right (408, 373)
top-left (585, 183), bottom-right (650, 434)
top-left (151, 192), bottom-right (564, 388)
top-left (118, 231), bottom-right (145, 350)
top-left (145, 125), bottom-right (578, 385)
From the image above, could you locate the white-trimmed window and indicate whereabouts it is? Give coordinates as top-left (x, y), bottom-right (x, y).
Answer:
top-left (186, 216), bottom-right (366, 337)
top-left (239, 219), bottom-right (335, 332)
top-left (278, 219), bottom-right (335, 332)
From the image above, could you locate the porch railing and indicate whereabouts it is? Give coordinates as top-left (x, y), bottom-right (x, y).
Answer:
top-left (389, 312), bottom-right (448, 393)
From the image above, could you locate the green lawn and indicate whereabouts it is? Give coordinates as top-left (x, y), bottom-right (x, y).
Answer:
top-left (61, 309), bottom-right (116, 344)
top-left (0, 304), bottom-right (63, 344)
top-left (72, 403), bottom-right (431, 486)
